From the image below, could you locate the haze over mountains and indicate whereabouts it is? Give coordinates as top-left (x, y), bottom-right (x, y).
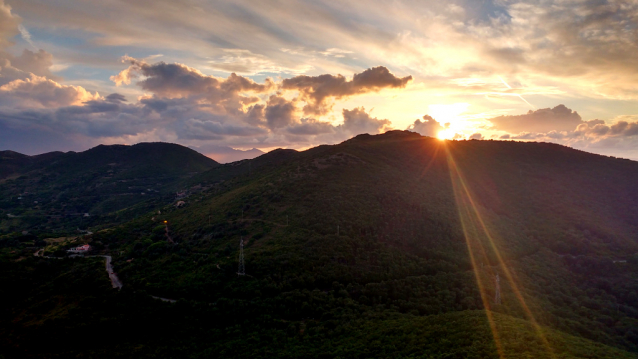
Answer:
top-left (1, 131), bottom-right (638, 358)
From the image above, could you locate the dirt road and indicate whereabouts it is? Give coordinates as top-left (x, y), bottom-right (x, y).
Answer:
top-left (103, 255), bottom-right (123, 289)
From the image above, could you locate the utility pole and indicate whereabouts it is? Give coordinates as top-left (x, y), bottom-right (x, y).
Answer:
top-left (237, 237), bottom-right (245, 276)
top-left (164, 220), bottom-right (174, 244)
top-left (494, 273), bottom-right (501, 305)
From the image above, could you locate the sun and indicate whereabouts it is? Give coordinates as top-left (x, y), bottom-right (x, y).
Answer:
top-left (428, 103), bottom-right (469, 123)
top-left (437, 128), bottom-right (455, 140)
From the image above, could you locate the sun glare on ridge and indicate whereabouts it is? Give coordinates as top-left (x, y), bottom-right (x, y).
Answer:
top-left (437, 128), bottom-right (455, 140)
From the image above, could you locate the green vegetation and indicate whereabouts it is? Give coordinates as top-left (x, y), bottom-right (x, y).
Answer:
top-left (0, 142), bottom-right (218, 234)
top-left (1, 132), bottom-right (638, 358)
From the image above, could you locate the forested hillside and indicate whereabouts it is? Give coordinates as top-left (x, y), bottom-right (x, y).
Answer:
top-left (2, 131), bottom-right (638, 358)
top-left (0, 142), bottom-right (218, 234)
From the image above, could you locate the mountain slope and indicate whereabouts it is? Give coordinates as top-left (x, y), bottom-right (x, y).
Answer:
top-left (2, 132), bottom-right (638, 357)
top-left (73, 131), bottom-right (638, 356)
top-left (0, 142), bottom-right (218, 234)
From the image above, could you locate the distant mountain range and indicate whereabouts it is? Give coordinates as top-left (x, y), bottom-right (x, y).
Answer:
top-left (1, 132), bottom-right (638, 358)
top-left (196, 145), bottom-right (265, 163)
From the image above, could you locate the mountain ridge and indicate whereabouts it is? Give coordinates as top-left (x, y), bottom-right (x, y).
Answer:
top-left (0, 142), bottom-right (219, 233)
top-left (2, 132), bottom-right (638, 358)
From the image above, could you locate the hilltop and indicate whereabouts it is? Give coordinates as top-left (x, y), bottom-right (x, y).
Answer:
top-left (0, 142), bottom-right (218, 234)
top-left (1, 131), bottom-right (638, 358)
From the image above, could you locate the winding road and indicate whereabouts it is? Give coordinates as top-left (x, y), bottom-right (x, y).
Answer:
top-left (33, 249), bottom-right (122, 289)
top-left (102, 255), bottom-right (123, 289)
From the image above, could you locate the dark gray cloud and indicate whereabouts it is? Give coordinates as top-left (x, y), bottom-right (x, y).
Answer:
top-left (488, 104), bottom-right (583, 133)
top-left (105, 93), bottom-right (127, 103)
top-left (265, 95), bottom-right (296, 130)
top-left (469, 132), bottom-right (483, 140)
top-left (112, 56), bottom-right (274, 99)
top-left (281, 66), bottom-right (412, 115)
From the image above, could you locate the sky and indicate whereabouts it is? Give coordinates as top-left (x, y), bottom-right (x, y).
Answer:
top-left (1, 0), bottom-right (638, 162)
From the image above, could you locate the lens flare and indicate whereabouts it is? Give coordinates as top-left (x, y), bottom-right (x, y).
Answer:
top-left (442, 142), bottom-right (556, 358)
top-left (437, 128), bottom-right (455, 140)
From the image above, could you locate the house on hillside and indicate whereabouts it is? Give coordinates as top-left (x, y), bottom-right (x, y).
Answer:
top-left (67, 244), bottom-right (91, 253)
top-left (176, 190), bottom-right (187, 199)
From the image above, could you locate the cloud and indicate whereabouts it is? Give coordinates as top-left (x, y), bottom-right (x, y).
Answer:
top-left (406, 115), bottom-right (449, 137)
top-left (110, 56), bottom-right (281, 124)
top-left (3, 0), bottom-right (638, 161)
top-left (175, 118), bottom-right (268, 140)
top-left (0, 74), bottom-right (100, 108)
top-left (0, 2), bottom-right (61, 88)
top-left (9, 49), bottom-right (60, 80)
top-left (265, 95), bottom-right (297, 130)
top-left (1, 53), bottom-right (409, 154)
top-left (285, 117), bottom-right (335, 136)
top-left (0, 0), bottom-right (19, 49)
top-left (111, 56), bottom-right (274, 98)
top-left (282, 66), bottom-right (412, 115)
top-left (499, 115), bottom-right (638, 159)
top-left (280, 107), bottom-right (392, 147)
top-left (573, 120), bottom-right (638, 139)
top-left (502, 1), bottom-right (638, 99)
top-left (208, 49), bottom-right (312, 75)
top-left (105, 93), bottom-right (127, 103)
top-left (0, 49), bottom-right (61, 85)
top-left (108, 58), bottom-right (398, 144)
top-left (469, 133), bottom-right (483, 140)
top-left (9, 0), bottom-right (638, 104)
top-left (340, 107), bottom-right (392, 136)
top-left (0, 98), bottom-right (150, 139)
top-left (488, 105), bottom-right (583, 133)
top-left (17, 24), bottom-right (35, 49)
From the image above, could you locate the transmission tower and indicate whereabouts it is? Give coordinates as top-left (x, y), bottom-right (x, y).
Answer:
top-left (494, 273), bottom-right (501, 305)
top-left (237, 237), bottom-right (245, 276)
top-left (164, 220), bottom-right (174, 244)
